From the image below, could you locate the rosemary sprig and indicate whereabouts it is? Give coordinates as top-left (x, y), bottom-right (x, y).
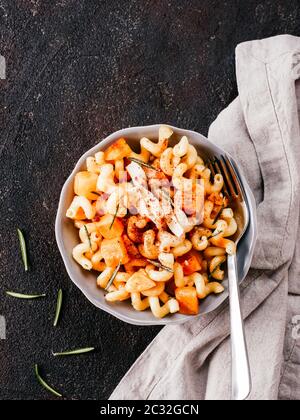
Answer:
top-left (208, 257), bottom-right (226, 280)
top-left (146, 259), bottom-right (174, 273)
top-left (161, 189), bottom-right (174, 207)
top-left (34, 364), bottom-right (62, 398)
top-left (210, 230), bottom-right (223, 239)
top-left (208, 265), bottom-right (221, 280)
top-left (53, 289), bottom-right (63, 327)
top-left (84, 225), bottom-right (92, 249)
top-left (105, 262), bottom-right (121, 291)
top-left (109, 204), bottom-right (120, 230)
top-left (212, 205), bottom-right (224, 225)
top-left (6, 291), bottom-right (46, 299)
top-left (128, 157), bottom-right (160, 171)
top-left (17, 228), bottom-right (28, 272)
top-left (52, 347), bottom-right (95, 357)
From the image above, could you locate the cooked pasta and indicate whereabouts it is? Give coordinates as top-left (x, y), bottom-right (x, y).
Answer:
top-left (66, 126), bottom-right (238, 319)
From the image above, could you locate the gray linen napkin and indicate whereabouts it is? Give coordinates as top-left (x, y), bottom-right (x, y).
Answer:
top-left (110, 35), bottom-right (300, 401)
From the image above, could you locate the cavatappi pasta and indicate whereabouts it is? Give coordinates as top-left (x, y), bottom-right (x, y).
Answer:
top-left (66, 126), bottom-right (238, 318)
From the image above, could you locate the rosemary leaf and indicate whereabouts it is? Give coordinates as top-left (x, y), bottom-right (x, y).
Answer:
top-left (161, 189), bottom-right (174, 207)
top-left (17, 228), bottom-right (29, 272)
top-left (52, 347), bottom-right (95, 357)
top-left (109, 204), bottom-right (120, 230)
top-left (84, 225), bottom-right (92, 249)
top-left (212, 205), bottom-right (224, 225)
top-left (210, 230), bottom-right (223, 239)
top-left (128, 157), bottom-right (160, 171)
top-left (105, 262), bottom-right (121, 291)
top-left (34, 364), bottom-right (62, 398)
top-left (53, 289), bottom-right (63, 327)
top-left (6, 291), bottom-right (46, 299)
top-left (208, 265), bottom-right (221, 280)
top-left (146, 259), bottom-right (174, 273)
top-left (208, 258), bottom-right (226, 280)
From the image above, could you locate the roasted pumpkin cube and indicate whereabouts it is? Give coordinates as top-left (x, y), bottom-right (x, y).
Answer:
top-left (101, 237), bottom-right (129, 267)
top-left (177, 250), bottom-right (202, 276)
top-left (98, 214), bottom-right (124, 239)
top-left (74, 171), bottom-right (98, 200)
top-left (175, 286), bottom-right (199, 315)
top-left (72, 207), bottom-right (87, 221)
top-left (104, 138), bottom-right (132, 161)
top-left (125, 270), bottom-right (156, 293)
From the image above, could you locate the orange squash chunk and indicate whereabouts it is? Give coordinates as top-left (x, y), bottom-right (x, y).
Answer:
top-left (125, 270), bottom-right (156, 293)
top-left (98, 214), bottom-right (124, 239)
top-left (74, 171), bottom-right (98, 200)
top-left (104, 138), bottom-right (132, 161)
top-left (101, 237), bottom-right (129, 267)
top-left (177, 251), bottom-right (202, 276)
top-left (175, 287), bottom-right (199, 315)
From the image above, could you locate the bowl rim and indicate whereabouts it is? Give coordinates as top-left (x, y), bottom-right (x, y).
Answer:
top-left (55, 124), bottom-right (258, 326)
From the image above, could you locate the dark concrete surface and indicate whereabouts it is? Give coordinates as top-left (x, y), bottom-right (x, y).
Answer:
top-left (0, 0), bottom-right (300, 400)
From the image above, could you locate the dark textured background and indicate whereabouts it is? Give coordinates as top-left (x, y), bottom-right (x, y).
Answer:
top-left (0, 0), bottom-right (300, 401)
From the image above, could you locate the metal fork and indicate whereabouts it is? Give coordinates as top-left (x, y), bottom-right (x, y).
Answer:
top-left (209, 156), bottom-right (251, 401)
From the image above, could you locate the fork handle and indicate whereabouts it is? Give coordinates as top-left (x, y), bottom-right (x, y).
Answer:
top-left (227, 254), bottom-right (251, 400)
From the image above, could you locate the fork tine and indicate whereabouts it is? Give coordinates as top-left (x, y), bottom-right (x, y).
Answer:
top-left (212, 157), bottom-right (230, 198)
top-left (208, 159), bottom-right (216, 176)
top-left (208, 159), bottom-right (217, 185)
top-left (218, 157), bottom-right (239, 199)
top-left (221, 156), bottom-right (243, 201)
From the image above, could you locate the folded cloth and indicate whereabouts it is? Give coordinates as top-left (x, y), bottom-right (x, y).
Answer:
top-left (110, 35), bottom-right (300, 401)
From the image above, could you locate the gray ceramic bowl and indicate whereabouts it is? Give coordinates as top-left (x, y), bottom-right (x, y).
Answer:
top-left (55, 125), bottom-right (257, 326)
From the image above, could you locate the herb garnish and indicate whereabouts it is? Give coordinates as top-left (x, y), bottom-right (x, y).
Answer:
top-left (212, 205), bottom-right (224, 225)
top-left (208, 257), bottom-right (226, 279)
top-left (146, 259), bottom-right (174, 273)
top-left (6, 292), bottom-right (46, 299)
top-left (53, 289), bottom-right (63, 327)
top-left (84, 225), bottom-right (92, 249)
top-left (105, 262), bottom-right (121, 291)
top-left (161, 189), bottom-right (174, 207)
top-left (17, 228), bottom-right (29, 272)
top-left (52, 347), bottom-right (95, 357)
top-left (209, 265), bottom-right (222, 280)
top-left (34, 364), bottom-right (62, 398)
top-left (210, 230), bottom-right (223, 239)
top-left (109, 204), bottom-right (120, 230)
top-left (128, 157), bottom-right (160, 171)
